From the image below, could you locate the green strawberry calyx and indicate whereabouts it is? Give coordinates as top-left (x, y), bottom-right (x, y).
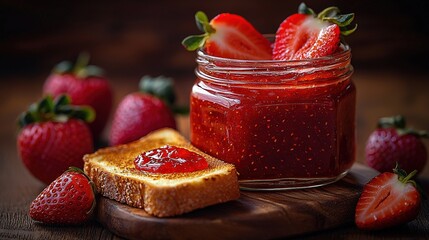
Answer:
top-left (298, 2), bottom-right (357, 36)
top-left (393, 163), bottom-right (427, 199)
top-left (393, 163), bottom-right (418, 186)
top-left (377, 115), bottom-right (428, 138)
top-left (53, 52), bottom-right (104, 79)
top-left (182, 11), bottom-right (215, 51)
top-left (139, 75), bottom-right (189, 115)
top-left (18, 95), bottom-right (95, 128)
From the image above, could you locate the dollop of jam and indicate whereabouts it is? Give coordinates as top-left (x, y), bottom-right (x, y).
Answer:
top-left (134, 145), bottom-right (208, 173)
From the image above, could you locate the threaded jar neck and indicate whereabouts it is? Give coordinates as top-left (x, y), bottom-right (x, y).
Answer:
top-left (195, 45), bottom-right (353, 87)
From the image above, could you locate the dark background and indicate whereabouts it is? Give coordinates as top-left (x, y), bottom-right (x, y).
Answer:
top-left (2, 0), bottom-right (429, 78)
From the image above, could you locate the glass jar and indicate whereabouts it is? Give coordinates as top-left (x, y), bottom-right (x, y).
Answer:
top-left (190, 45), bottom-right (355, 190)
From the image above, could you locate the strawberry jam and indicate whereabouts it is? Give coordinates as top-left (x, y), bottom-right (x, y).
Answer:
top-left (134, 145), bottom-right (208, 174)
top-left (190, 46), bottom-right (355, 189)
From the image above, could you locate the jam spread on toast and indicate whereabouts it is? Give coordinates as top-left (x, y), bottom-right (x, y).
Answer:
top-left (134, 145), bottom-right (208, 173)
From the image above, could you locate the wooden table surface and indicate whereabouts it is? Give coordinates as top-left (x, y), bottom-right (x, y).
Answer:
top-left (1, 69), bottom-right (429, 239)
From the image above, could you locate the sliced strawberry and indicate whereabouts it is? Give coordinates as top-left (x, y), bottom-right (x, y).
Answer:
top-left (355, 166), bottom-right (422, 230)
top-left (182, 11), bottom-right (272, 60)
top-left (273, 3), bottom-right (357, 60)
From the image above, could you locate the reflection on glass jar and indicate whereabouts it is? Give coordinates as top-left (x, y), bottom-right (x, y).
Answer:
top-left (190, 45), bottom-right (355, 190)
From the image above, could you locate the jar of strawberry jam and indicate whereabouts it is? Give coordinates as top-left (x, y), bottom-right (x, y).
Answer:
top-left (190, 44), bottom-right (355, 190)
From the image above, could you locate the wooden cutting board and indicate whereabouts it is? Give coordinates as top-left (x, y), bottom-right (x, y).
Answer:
top-left (96, 164), bottom-right (378, 240)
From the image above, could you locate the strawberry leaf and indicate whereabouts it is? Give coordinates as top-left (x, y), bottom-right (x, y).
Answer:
top-left (317, 6), bottom-right (340, 19)
top-left (51, 53), bottom-right (104, 78)
top-left (323, 13), bottom-right (354, 27)
top-left (182, 34), bottom-right (207, 51)
top-left (378, 115), bottom-right (406, 129)
top-left (53, 61), bottom-right (73, 74)
top-left (340, 24), bottom-right (358, 36)
top-left (182, 11), bottom-right (216, 52)
top-left (54, 95), bottom-right (71, 109)
top-left (195, 11), bottom-right (214, 33)
top-left (18, 112), bottom-right (35, 128)
top-left (18, 95), bottom-right (95, 128)
top-left (139, 75), bottom-right (189, 115)
top-left (140, 75), bottom-right (176, 105)
top-left (378, 115), bottom-right (428, 138)
top-left (298, 3), bottom-right (316, 16)
top-left (38, 95), bottom-right (55, 114)
top-left (305, 3), bottom-right (357, 37)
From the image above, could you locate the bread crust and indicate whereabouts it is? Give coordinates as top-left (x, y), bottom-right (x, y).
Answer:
top-left (83, 128), bottom-right (240, 217)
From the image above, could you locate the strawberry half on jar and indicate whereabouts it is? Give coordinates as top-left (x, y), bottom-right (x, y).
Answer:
top-left (273, 3), bottom-right (357, 60)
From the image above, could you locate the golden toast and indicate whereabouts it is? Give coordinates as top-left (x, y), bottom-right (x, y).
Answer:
top-left (83, 128), bottom-right (240, 217)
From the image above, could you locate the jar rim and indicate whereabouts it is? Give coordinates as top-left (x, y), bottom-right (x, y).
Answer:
top-left (195, 36), bottom-right (353, 86)
top-left (197, 39), bottom-right (351, 66)
top-left (197, 34), bottom-right (351, 66)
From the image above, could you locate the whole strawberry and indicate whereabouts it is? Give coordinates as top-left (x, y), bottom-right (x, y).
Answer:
top-left (43, 53), bottom-right (113, 139)
top-left (365, 115), bottom-right (428, 174)
top-left (29, 167), bottom-right (96, 225)
top-left (355, 165), bottom-right (422, 230)
top-left (109, 76), bottom-right (183, 146)
top-left (17, 95), bottom-right (94, 184)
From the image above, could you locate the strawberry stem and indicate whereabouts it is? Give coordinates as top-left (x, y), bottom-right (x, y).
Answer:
top-left (298, 3), bottom-right (315, 16)
top-left (73, 52), bottom-right (90, 77)
top-left (393, 163), bottom-right (418, 187)
top-left (394, 165), bottom-right (427, 200)
top-left (402, 170), bottom-right (418, 183)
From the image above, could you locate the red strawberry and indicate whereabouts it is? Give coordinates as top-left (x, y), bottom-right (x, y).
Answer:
top-left (273, 3), bottom-right (357, 60)
top-left (355, 165), bottom-right (422, 230)
top-left (29, 167), bottom-right (96, 225)
top-left (109, 76), bottom-right (180, 146)
top-left (43, 53), bottom-right (113, 139)
top-left (365, 115), bottom-right (428, 174)
top-left (17, 95), bottom-right (94, 184)
top-left (182, 11), bottom-right (272, 60)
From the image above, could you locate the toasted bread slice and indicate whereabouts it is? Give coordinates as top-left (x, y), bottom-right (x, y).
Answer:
top-left (83, 128), bottom-right (240, 217)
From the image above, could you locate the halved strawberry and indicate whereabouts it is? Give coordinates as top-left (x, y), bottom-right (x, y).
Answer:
top-left (355, 165), bottom-right (422, 230)
top-left (182, 11), bottom-right (272, 60)
top-left (273, 3), bottom-right (357, 60)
